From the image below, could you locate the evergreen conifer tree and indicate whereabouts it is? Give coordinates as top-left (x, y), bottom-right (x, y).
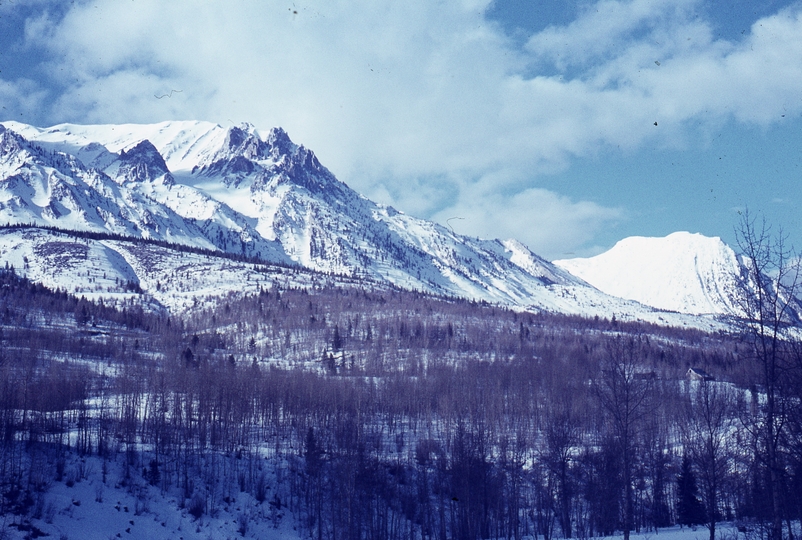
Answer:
top-left (677, 455), bottom-right (706, 527)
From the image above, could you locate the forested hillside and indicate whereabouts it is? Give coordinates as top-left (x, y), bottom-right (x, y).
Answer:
top-left (1, 257), bottom-right (801, 540)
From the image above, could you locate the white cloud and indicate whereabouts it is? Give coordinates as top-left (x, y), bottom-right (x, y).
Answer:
top-left (0, 78), bottom-right (48, 121)
top-left (526, 0), bottom-right (701, 70)
top-left (431, 183), bottom-right (624, 260)
top-left (14, 0), bottom-right (802, 255)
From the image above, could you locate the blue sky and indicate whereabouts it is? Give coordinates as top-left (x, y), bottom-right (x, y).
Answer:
top-left (1, 0), bottom-right (800, 259)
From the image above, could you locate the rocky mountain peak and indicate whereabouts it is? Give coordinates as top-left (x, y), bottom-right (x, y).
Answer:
top-left (0, 127), bottom-right (86, 180)
top-left (1, 118), bottom-right (773, 325)
top-left (117, 140), bottom-right (172, 185)
top-left (224, 124), bottom-right (269, 160)
top-left (192, 125), bottom-right (276, 178)
top-left (251, 144), bottom-right (339, 198)
top-left (265, 127), bottom-right (296, 160)
top-left (0, 126), bottom-right (28, 159)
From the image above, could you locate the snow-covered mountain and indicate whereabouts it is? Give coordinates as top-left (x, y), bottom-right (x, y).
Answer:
top-left (0, 121), bottom-right (584, 300)
top-left (0, 120), bottom-right (739, 327)
top-left (554, 232), bottom-right (746, 316)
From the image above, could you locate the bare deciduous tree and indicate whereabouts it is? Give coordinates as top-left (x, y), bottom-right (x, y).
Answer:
top-left (683, 379), bottom-right (735, 540)
top-left (595, 337), bottom-right (653, 540)
top-left (735, 210), bottom-right (802, 540)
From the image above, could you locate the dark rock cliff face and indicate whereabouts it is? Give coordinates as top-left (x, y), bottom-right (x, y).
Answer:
top-left (118, 140), bottom-right (172, 183)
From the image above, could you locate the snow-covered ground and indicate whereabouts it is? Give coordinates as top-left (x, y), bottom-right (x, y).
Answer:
top-left (3, 452), bottom-right (300, 540)
top-left (4, 451), bottom-right (756, 540)
top-left (594, 525), bottom-right (743, 540)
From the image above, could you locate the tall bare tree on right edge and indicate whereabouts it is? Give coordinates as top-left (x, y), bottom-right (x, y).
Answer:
top-left (735, 210), bottom-right (802, 540)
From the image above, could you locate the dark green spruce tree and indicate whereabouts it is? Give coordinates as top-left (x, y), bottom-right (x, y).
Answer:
top-left (677, 455), bottom-right (706, 527)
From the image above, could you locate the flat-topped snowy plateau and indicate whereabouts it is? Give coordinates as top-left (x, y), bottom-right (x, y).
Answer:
top-left (0, 119), bottom-right (779, 327)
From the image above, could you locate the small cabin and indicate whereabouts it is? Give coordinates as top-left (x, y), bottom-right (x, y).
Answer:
top-left (687, 367), bottom-right (715, 381)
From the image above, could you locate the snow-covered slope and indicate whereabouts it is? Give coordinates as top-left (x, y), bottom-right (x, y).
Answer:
top-left (0, 227), bottom-right (382, 314)
top-left (5, 121), bottom-right (573, 302)
top-left (0, 120), bottom-right (595, 306)
top-left (0, 123), bottom-right (290, 262)
top-left (554, 232), bottom-right (745, 316)
top-left (0, 119), bottom-right (740, 327)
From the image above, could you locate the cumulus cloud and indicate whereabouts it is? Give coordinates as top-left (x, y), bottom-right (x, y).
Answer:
top-left (0, 78), bottom-right (48, 121)
top-left (12, 0), bottom-right (802, 256)
top-left (432, 182), bottom-right (624, 260)
top-left (526, 0), bottom-right (701, 71)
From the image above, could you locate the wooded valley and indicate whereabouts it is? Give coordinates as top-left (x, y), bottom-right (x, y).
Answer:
top-left (0, 233), bottom-right (800, 540)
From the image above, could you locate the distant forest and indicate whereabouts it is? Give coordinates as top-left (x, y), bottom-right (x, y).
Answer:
top-left (0, 219), bottom-right (800, 540)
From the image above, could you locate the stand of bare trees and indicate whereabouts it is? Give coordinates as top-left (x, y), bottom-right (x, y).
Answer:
top-left (733, 212), bottom-right (801, 540)
top-left (0, 215), bottom-right (799, 539)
